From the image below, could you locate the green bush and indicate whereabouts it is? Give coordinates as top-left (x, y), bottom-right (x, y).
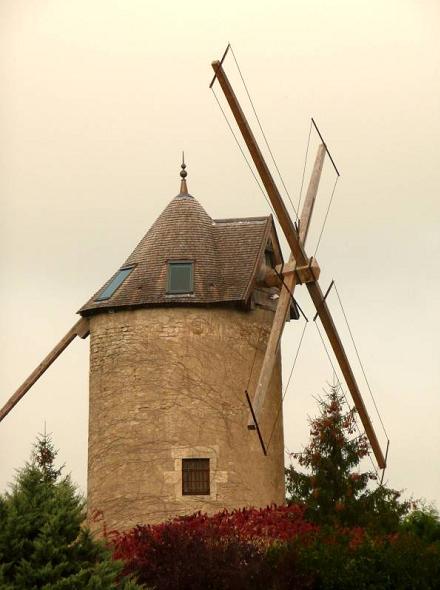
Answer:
top-left (0, 433), bottom-right (142, 589)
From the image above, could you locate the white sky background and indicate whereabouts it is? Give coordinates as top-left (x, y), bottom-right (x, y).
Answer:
top-left (1, 0), bottom-right (439, 506)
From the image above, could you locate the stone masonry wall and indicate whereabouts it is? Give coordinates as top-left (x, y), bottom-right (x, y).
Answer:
top-left (87, 306), bottom-right (285, 532)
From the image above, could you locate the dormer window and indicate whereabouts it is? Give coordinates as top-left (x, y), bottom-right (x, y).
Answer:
top-left (95, 266), bottom-right (135, 301)
top-left (167, 261), bottom-right (194, 294)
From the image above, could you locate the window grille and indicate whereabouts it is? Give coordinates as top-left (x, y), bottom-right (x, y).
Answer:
top-left (182, 458), bottom-right (210, 495)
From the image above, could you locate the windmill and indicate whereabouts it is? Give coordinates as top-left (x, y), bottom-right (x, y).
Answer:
top-left (0, 48), bottom-right (387, 531)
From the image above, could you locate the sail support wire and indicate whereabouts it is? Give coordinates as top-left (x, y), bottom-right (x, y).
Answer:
top-left (314, 320), bottom-right (380, 478)
top-left (211, 87), bottom-right (277, 218)
top-left (266, 320), bottom-right (309, 452)
top-left (313, 175), bottom-right (339, 258)
top-left (332, 281), bottom-right (390, 442)
top-left (229, 45), bottom-right (299, 220)
top-left (296, 120), bottom-right (313, 221)
top-left (211, 43), bottom-right (298, 221)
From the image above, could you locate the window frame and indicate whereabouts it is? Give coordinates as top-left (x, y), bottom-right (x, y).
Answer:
top-left (167, 260), bottom-right (194, 295)
top-left (95, 265), bottom-right (135, 302)
top-left (181, 458), bottom-right (210, 496)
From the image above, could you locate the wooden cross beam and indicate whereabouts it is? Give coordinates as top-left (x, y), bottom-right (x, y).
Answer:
top-left (212, 59), bottom-right (386, 469)
top-left (263, 258), bottom-right (321, 287)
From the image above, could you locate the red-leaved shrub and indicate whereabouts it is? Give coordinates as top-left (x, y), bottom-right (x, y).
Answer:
top-left (110, 505), bottom-right (317, 590)
top-left (108, 504), bottom-right (440, 590)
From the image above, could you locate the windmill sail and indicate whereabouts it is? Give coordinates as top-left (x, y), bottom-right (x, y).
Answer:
top-left (211, 58), bottom-right (386, 469)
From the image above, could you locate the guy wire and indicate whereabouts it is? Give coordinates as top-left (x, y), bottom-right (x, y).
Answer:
top-left (211, 87), bottom-right (277, 219)
top-left (314, 321), bottom-right (380, 478)
top-left (229, 44), bottom-right (299, 219)
top-left (314, 175), bottom-right (339, 258)
top-left (266, 320), bottom-right (309, 451)
top-left (296, 120), bottom-right (313, 222)
top-left (315, 322), bottom-right (359, 428)
top-left (333, 281), bottom-right (389, 441)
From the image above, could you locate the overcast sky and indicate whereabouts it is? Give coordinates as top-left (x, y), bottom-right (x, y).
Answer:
top-left (1, 0), bottom-right (439, 508)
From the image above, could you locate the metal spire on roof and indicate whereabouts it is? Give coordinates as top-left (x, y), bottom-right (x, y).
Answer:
top-left (179, 152), bottom-right (190, 196)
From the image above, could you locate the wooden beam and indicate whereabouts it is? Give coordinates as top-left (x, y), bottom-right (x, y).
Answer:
top-left (263, 258), bottom-right (320, 287)
top-left (212, 60), bottom-right (386, 469)
top-left (272, 259), bottom-right (321, 284)
top-left (296, 259), bottom-right (320, 284)
top-left (299, 144), bottom-right (326, 246)
top-left (76, 318), bottom-right (90, 339)
top-left (0, 317), bottom-right (89, 423)
top-left (212, 61), bottom-right (308, 268)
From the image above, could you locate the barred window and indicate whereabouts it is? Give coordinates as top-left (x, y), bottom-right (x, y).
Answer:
top-left (182, 458), bottom-right (210, 495)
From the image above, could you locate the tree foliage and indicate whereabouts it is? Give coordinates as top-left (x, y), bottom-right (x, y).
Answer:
top-left (285, 384), bottom-right (409, 532)
top-left (401, 503), bottom-right (440, 544)
top-left (0, 432), bottom-right (142, 590)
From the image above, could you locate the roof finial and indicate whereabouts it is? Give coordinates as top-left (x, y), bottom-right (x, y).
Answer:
top-left (179, 151), bottom-right (189, 195)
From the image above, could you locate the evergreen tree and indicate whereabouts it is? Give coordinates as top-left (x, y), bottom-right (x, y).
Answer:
top-left (286, 384), bottom-right (408, 531)
top-left (0, 432), bottom-right (142, 589)
top-left (401, 503), bottom-right (440, 544)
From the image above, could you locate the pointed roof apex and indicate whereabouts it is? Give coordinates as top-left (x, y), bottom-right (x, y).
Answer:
top-left (178, 152), bottom-right (192, 197)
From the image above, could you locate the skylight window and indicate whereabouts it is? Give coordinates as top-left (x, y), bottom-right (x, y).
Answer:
top-left (95, 266), bottom-right (134, 301)
top-left (167, 261), bottom-right (193, 294)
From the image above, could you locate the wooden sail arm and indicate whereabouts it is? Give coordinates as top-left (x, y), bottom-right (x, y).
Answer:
top-left (248, 145), bottom-right (325, 430)
top-left (299, 143), bottom-right (326, 246)
top-left (212, 60), bottom-right (386, 469)
top-left (0, 317), bottom-right (90, 423)
top-left (212, 60), bottom-right (309, 270)
top-left (249, 262), bottom-right (296, 425)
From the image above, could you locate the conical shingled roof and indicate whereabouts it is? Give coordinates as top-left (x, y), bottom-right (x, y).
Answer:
top-left (79, 182), bottom-right (278, 316)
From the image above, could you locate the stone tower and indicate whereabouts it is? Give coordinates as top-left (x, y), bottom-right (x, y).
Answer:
top-left (79, 165), bottom-right (287, 531)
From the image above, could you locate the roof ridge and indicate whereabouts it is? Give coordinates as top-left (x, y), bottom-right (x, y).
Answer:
top-left (213, 216), bottom-right (270, 224)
